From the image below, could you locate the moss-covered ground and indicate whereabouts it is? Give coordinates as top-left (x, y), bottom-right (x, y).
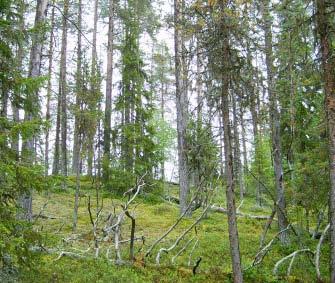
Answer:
top-left (19, 182), bottom-right (330, 283)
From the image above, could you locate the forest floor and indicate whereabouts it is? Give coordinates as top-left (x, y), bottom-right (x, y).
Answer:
top-left (19, 181), bottom-right (329, 283)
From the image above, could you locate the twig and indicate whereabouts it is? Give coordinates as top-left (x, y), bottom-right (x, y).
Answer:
top-left (32, 200), bottom-right (49, 224)
top-left (259, 208), bottom-right (277, 248)
top-left (171, 237), bottom-right (194, 264)
top-left (48, 3), bottom-right (93, 46)
top-left (236, 199), bottom-right (244, 213)
top-left (188, 239), bottom-right (199, 266)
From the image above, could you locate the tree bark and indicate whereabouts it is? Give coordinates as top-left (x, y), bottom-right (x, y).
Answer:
top-left (316, 0), bottom-right (335, 280)
top-left (11, 1), bottom-right (25, 153)
top-left (222, 89), bottom-right (243, 283)
top-left (52, 86), bottom-right (61, 175)
top-left (175, 0), bottom-right (189, 215)
top-left (232, 93), bottom-right (245, 200)
top-left (72, 0), bottom-right (83, 232)
top-left (103, 0), bottom-right (114, 175)
top-left (59, 0), bottom-right (69, 182)
top-left (45, 0), bottom-right (55, 176)
top-left (261, 0), bottom-right (289, 244)
top-left (86, 0), bottom-right (99, 177)
top-left (20, 0), bottom-right (48, 221)
top-left (220, 5), bottom-right (243, 280)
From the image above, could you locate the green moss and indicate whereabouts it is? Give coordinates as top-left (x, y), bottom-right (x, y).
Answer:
top-left (25, 183), bottom-right (330, 283)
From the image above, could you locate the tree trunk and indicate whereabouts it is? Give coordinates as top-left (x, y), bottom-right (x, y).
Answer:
top-left (87, 0), bottom-right (99, 177)
top-left (232, 93), bottom-right (244, 200)
top-left (239, 106), bottom-right (248, 176)
top-left (103, 0), bottom-right (114, 177)
top-left (222, 85), bottom-right (243, 283)
top-left (20, 0), bottom-right (48, 221)
top-left (45, 1), bottom-right (55, 176)
top-left (12, 1), bottom-right (25, 153)
top-left (160, 81), bottom-right (166, 181)
top-left (195, 35), bottom-right (202, 191)
top-left (262, 0), bottom-right (289, 244)
top-left (219, 2), bottom-right (243, 281)
top-left (53, 87), bottom-right (61, 175)
top-left (316, 0), bottom-right (335, 280)
top-left (59, 0), bottom-right (69, 182)
top-left (174, 0), bottom-right (189, 215)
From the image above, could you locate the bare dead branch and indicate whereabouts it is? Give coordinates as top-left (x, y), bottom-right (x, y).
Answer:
top-left (145, 186), bottom-right (206, 258)
top-left (316, 223), bottom-right (330, 281)
top-left (188, 239), bottom-right (199, 266)
top-left (259, 208), bottom-right (277, 248)
top-left (88, 196), bottom-right (103, 258)
top-left (171, 237), bottom-right (194, 264)
top-left (246, 225), bottom-right (291, 270)
top-left (273, 249), bottom-right (314, 276)
top-left (210, 205), bottom-right (273, 220)
top-left (155, 205), bottom-right (210, 265)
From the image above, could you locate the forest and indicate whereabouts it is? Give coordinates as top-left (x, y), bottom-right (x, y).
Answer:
top-left (0, 0), bottom-right (335, 282)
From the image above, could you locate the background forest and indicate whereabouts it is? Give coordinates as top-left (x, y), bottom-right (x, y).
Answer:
top-left (0, 0), bottom-right (335, 282)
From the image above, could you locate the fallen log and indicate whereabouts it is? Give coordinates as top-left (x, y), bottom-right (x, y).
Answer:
top-left (210, 205), bottom-right (274, 220)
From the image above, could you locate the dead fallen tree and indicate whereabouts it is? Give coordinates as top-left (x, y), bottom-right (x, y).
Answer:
top-left (102, 173), bottom-right (147, 264)
top-left (210, 205), bottom-right (274, 220)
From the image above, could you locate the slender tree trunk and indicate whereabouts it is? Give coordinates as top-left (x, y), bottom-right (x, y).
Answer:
top-left (175, 0), bottom-right (189, 215)
top-left (59, 0), bottom-right (69, 184)
top-left (262, 0), bottom-right (289, 244)
top-left (222, 86), bottom-right (243, 283)
top-left (20, 0), bottom-right (48, 221)
top-left (316, 0), bottom-right (335, 280)
top-left (160, 82), bottom-right (166, 181)
top-left (195, 35), bottom-right (202, 190)
top-left (12, 1), bottom-right (24, 153)
top-left (103, 0), bottom-right (114, 178)
top-left (45, 1), bottom-right (55, 176)
top-left (72, 0), bottom-right (83, 232)
top-left (53, 89), bottom-right (61, 175)
top-left (219, 2), bottom-right (243, 281)
top-left (239, 106), bottom-right (248, 174)
top-left (232, 93), bottom-right (244, 200)
top-left (87, 0), bottom-right (99, 177)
